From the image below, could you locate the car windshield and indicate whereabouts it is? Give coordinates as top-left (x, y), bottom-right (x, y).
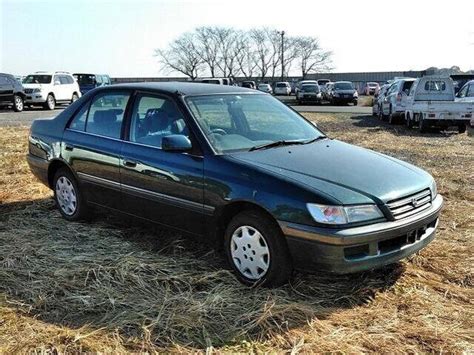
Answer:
top-left (302, 85), bottom-right (319, 92)
top-left (185, 94), bottom-right (324, 153)
top-left (23, 75), bottom-right (52, 84)
top-left (334, 82), bottom-right (353, 90)
top-left (74, 74), bottom-right (96, 85)
top-left (368, 83), bottom-right (378, 87)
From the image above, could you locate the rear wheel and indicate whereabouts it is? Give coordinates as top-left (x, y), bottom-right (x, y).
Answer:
top-left (224, 210), bottom-right (292, 287)
top-left (71, 92), bottom-right (79, 103)
top-left (13, 95), bottom-right (24, 112)
top-left (458, 123), bottom-right (467, 134)
top-left (406, 113), bottom-right (414, 128)
top-left (419, 117), bottom-right (429, 133)
top-left (53, 168), bottom-right (89, 221)
top-left (388, 105), bottom-right (396, 124)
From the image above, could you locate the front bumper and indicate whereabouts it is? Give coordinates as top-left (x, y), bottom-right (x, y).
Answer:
top-left (333, 96), bottom-right (357, 103)
top-left (25, 93), bottom-right (47, 103)
top-left (280, 194), bottom-right (443, 274)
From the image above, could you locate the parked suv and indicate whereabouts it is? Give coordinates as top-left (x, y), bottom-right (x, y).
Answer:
top-left (23, 72), bottom-right (81, 110)
top-left (73, 73), bottom-right (111, 95)
top-left (0, 72), bottom-right (26, 112)
top-left (380, 78), bottom-right (415, 123)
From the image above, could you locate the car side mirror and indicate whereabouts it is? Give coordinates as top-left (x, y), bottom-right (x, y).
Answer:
top-left (162, 135), bottom-right (192, 152)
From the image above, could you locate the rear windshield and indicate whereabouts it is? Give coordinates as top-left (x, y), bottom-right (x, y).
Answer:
top-left (74, 74), bottom-right (96, 85)
top-left (302, 85), bottom-right (319, 92)
top-left (258, 84), bottom-right (268, 88)
top-left (24, 75), bottom-right (52, 84)
top-left (334, 82), bottom-right (353, 90)
top-left (424, 81), bottom-right (446, 91)
top-left (276, 83), bottom-right (287, 87)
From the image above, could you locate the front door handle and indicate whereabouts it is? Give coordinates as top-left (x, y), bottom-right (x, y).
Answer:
top-left (123, 159), bottom-right (137, 168)
top-left (65, 144), bottom-right (74, 151)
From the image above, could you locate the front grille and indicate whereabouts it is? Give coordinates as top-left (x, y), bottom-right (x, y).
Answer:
top-left (24, 89), bottom-right (34, 94)
top-left (387, 189), bottom-right (432, 220)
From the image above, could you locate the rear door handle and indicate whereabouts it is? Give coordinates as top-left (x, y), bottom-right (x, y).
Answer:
top-left (123, 159), bottom-right (137, 168)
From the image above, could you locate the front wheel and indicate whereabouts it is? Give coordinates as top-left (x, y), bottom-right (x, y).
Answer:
top-left (13, 94), bottom-right (24, 112)
top-left (224, 210), bottom-right (292, 287)
top-left (44, 94), bottom-right (55, 110)
top-left (458, 124), bottom-right (467, 134)
top-left (53, 168), bottom-right (89, 221)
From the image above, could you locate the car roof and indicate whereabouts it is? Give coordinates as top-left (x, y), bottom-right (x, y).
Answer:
top-left (110, 81), bottom-right (256, 95)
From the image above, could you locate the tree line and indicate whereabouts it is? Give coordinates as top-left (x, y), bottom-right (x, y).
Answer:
top-left (154, 27), bottom-right (332, 81)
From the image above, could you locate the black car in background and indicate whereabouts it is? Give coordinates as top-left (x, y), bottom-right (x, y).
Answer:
top-left (0, 72), bottom-right (26, 111)
top-left (328, 81), bottom-right (359, 105)
top-left (296, 83), bottom-right (322, 104)
top-left (27, 82), bottom-right (443, 287)
top-left (73, 73), bottom-right (112, 95)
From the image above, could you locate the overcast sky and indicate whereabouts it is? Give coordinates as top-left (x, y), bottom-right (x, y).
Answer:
top-left (1, 0), bottom-right (473, 77)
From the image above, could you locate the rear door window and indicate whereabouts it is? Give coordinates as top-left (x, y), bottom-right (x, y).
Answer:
top-left (68, 91), bottom-right (131, 139)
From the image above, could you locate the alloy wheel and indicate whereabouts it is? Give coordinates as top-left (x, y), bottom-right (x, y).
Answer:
top-left (14, 95), bottom-right (23, 111)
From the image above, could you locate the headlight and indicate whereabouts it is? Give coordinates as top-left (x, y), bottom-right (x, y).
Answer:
top-left (431, 179), bottom-right (438, 199)
top-left (33, 88), bottom-right (42, 93)
top-left (353, 92), bottom-right (359, 97)
top-left (307, 203), bottom-right (384, 225)
top-left (317, 93), bottom-right (322, 98)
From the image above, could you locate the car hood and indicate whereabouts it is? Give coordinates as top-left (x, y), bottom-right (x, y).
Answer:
top-left (231, 139), bottom-right (433, 205)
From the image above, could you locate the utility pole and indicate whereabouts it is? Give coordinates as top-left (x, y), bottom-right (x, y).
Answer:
top-left (279, 30), bottom-right (285, 81)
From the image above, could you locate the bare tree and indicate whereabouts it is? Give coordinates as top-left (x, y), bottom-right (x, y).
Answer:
top-left (295, 36), bottom-right (332, 79)
top-left (155, 32), bottom-right (203, 80)
top-left (235, 35), bottom-right (258, 79)
top-left (249, 29), bottom-right (274, 80)
top-left (155, 28), bottom-right (333, 80)
top-left (195, 27), bottom-right (220, 77)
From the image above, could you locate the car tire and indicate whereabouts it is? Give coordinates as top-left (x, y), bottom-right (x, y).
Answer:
top-left (224, 210), bottom-right (293, 287)
top-left (419, 117), bottom-right (429, 133)
top-left (13, 94), bottom-right (24, 112)
top-left (388, 106), bottom-right (396, 124)
top-left (406, 113), bottom-right (414, 128)
top-left (53, 167), bottom-right (89, 221)
top-left (71, 92), bottom-right (79, 103)
top-left (458, 124), bottom-right (467, 134)
top-left (44, 94), bottom-right (55, 110)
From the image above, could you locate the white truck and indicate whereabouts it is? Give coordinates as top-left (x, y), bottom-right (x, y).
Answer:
top-left (404, 76), bottom-right (473, 133)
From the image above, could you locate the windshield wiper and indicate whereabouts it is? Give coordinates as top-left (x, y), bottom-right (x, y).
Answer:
top-left (249, 136), bottom-right (326, 151)
top-left (249, 140), bottom-right (304, 151)
top-left (302, 135), bottom-right (327, 144)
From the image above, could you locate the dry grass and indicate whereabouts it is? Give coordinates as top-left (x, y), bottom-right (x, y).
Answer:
top-left (0, 114), bottom-right (473, 353)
